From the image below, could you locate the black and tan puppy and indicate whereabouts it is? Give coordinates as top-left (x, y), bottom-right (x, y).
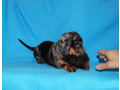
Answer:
top-left (64, 32), bottom-right (90, 71)
top-left (18, 31), bottom-right (89, 72)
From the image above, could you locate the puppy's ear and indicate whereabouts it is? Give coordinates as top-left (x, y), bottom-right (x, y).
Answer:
top-left (58, 42), bottom-right (70, 55)
top-left (80, 47), bottom-right (85, 55)
top-left (58, 33), bottom-right (73, 55)
top-left (57, 40), bottom-right (72, 55)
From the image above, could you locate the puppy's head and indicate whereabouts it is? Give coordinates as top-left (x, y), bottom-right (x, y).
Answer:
top-left (58, 31), bottom-right (85, 56)
top-left (69, 31), bottom-right (85, 56)
top-left (58, 33), bottom-right (72, 55)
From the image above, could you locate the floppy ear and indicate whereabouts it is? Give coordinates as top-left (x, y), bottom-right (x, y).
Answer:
top-left (57, 40), bottom-right (71, 55)
top-left (58, 33), bottom-right (73, 55)
top-left (80, 47), bottom-right (85, 55)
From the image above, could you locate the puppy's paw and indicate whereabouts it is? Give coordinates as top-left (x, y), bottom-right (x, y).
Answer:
top-left (83, 62), bottom-right (89, 71)
top-left (84, 68), bottom-right (89, 71)
top-left (66, 66), bottom-right (77, 72)
top-left (83, 67), bottom-right (89, 71)
top-left (38, 60), bottom-right (45, 64)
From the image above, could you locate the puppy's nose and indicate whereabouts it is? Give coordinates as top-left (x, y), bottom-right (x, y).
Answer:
top-left (70, 48), bottom-right (76, 55)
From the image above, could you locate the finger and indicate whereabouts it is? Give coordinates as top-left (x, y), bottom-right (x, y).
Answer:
top-left (113, 49), bottom-right (119, 53)
top-left (107, 61), bottom-right (119, 69)
top-left (97, 49), bottom-right (108, 55)
top-left (103, 58), bottom-right (107, 61)
top-left (99, 55), bottom-right (107, 61)
top-left (96, 63), bottom-right (108, 70)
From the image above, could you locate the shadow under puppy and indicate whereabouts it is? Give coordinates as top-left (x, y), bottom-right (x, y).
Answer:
top-left (18, 31), bottom-right (89, 72)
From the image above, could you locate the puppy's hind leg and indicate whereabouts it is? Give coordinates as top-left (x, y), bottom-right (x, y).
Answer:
top-left (34, 47), bottom-right (45, 64)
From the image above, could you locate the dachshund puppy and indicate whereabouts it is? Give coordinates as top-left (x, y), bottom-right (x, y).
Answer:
top-left (18, 31), bottom-right (89, 72)
top-left (60, 32), bottom-right (89, 71)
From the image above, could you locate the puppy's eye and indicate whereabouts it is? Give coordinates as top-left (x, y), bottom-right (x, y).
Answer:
top-left (75, 41), bottom-right (79, 45)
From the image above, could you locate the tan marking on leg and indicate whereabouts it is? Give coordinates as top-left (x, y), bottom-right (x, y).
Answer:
top-left (57, 59), bottom-right (76, 72)
top-left (67, 66), bottom-right (77, 72)
top-left (38, 59), bottom-right (45, 64)
top-left (58, 59), bottom-right (66, 63)
top-left (57, 59), bottom-right (70, 68)
top-left (84, 60), bottom-right (89, 71)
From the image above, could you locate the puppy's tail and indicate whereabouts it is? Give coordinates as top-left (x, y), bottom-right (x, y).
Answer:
top-left (18, 39), bottom-right (35, 51)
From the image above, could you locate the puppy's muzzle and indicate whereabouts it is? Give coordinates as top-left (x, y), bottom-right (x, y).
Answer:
top-left (70, 48), bottom-right (81, 56)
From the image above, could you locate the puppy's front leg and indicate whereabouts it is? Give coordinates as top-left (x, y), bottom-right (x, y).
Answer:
top-left (57, 59), bottom-right (77, 72)
top-left (83, 60), bottom-right (90, 71)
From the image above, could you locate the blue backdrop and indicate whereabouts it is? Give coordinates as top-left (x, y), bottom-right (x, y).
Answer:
top-left (2, 0), bottom-right (119, 90)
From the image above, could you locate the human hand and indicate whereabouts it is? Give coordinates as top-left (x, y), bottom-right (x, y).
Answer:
top-left (96, 49), bottom-right (119, 70)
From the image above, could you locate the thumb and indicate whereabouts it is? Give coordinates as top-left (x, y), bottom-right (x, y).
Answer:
top-left (96, 63), bottom-right (108, 70)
